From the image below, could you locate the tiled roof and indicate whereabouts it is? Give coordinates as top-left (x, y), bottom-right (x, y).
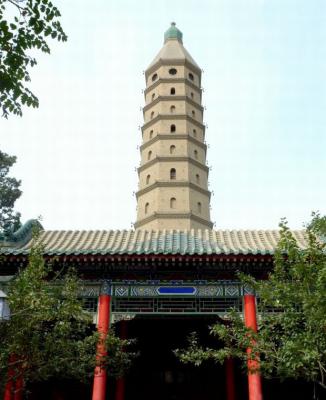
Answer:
top-left (147, 36), bottom-right (200, 71)
top-left (0, 228), bottom-right (307, 256)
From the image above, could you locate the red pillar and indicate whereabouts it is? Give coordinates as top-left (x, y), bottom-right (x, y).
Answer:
top-left (244, 294), bottom-right (263, 400)
top-left (225, 357), bottom-right (236, 400)
top-left (4, 375), bottom-right (23, 400)
top-left (4, 378), bottom-right (13, 400)
top-left (13, 374), bottom-right (23, 400)
top-left (115, 320), bottom-right (127, 400)
top-left (4, 355), bottom-right (15, 400)
top-left (92, 289), bottom-right (111, 400)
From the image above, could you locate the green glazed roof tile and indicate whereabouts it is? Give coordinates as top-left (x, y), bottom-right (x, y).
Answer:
top-left (0, 221), bottom-right (308, 256)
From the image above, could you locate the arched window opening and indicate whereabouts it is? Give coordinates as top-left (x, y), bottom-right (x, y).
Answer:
top-left (152, 93), bottom-right (155, 101)
top-left (170, 87), bottom-right (176, 95)
top-left (170, 197), bottom-right (176, 209)
top-left (145, 202), bottom-right (149, 214)
top-left (150, 111), bottom-right (155, 120)
top-left (190, 92), bottom-right (194, 99)
top-left (170, 105), bottom-right (176, 114)
top-left (169, 68), bottom-right (177, 75)
top-left (197, 202), bottom-right (202, 213)
top-left (148, 150), bottom-right (152, 160)
top-left (170, 145), bottom-right (176, 155)
top-left (188, 72), bottom-right (194, 81)
top-left (170, 124), bottom-right (176, 133)
top-left (152, 73), bottom-right (158, 82)
top-left (149, 130), bottom-right (153, 139)
top-left (192, 110), bottom-right (195, 118)
top-left (170, 168), bottom-right (176, 180)
top-left (193, 129), bottom-right (197, 137)
top-left (194, 150), bottom-right (198, 159)
top-left (146, 175), bottom-right (150, 185)
top-left (196, 174), bottom-right (200, 184)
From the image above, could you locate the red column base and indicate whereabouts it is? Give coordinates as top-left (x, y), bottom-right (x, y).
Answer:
top-left (4, 380), bottom-right (13, 400)
top-left (4, 354), bottom-right (16, 400)
top-left (92, 368), bottom-right (108, 400)
top-left (247, 372), bottom-right (263, 400)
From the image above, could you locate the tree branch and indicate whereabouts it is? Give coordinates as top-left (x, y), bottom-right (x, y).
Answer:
top-left (7, 0), bottom-right (25, 12)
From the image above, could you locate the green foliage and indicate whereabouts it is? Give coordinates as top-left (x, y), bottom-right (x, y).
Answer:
top-left (0, 0), bottom-right (67, 118)
top-left (0, 149), bottom-right (21, 236)
top-left (177, 214), bottom-right (326, 390)
top-left (0, 230), bottom-right (135, 393)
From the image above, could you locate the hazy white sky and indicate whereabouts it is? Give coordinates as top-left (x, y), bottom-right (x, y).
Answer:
top-left (1, 0), bottom-right (325, 230)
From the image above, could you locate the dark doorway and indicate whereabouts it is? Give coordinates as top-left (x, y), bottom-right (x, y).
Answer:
top-left (123, 315), bottom-right (238, 400)
top-left (117, 315), bottom-right (319, 400)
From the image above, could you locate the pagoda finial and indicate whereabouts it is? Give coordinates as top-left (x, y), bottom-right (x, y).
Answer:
top-left (164, 22), bottom-right (183, 43)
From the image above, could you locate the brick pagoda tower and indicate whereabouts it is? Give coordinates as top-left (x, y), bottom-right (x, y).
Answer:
top-left (135, 23), bottom-right (213, 230)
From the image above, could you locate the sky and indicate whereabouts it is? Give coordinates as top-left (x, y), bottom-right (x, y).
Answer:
top-left (1, 0), bottom-right (325, 231)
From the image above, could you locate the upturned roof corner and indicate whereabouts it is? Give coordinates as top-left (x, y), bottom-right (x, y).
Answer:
top-left (0, 219), bottom-right (43, 247)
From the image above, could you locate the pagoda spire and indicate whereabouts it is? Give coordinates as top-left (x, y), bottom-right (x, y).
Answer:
top-left (134, 24), bottom-right (213, 230)
top-left (164, 22), bottom-right (183, 43)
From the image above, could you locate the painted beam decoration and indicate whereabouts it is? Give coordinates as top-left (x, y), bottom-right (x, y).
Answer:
top-left (113, 281), bottom-right (250, 298)
top-left (80, 280), bottom-right (252, 298)
top-left (79, 281), bottom-right (253, 316)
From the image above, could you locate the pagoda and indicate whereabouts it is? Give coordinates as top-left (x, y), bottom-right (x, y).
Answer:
top-left (135, 23), bottom-right (213, 230)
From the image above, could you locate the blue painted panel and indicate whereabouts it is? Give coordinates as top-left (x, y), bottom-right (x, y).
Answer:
top-left (158, 287), bottom-right (196, 295)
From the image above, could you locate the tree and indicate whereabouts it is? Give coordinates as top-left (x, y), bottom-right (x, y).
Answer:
top-left (0, 150), bottom-right (21, 237)
top-left (177, 213), bottom-right (326, 392)
top-left (0, 0), bottom-right (67, 118)
top-left (0, 229), bottom-right (135, 395)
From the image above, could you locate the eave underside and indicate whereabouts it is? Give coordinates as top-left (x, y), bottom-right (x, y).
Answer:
top-left (0, 253), bottom-right (274, 280)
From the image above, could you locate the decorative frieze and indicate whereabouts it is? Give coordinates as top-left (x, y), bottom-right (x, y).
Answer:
top-left (113, 281), bottom-right (245, 298)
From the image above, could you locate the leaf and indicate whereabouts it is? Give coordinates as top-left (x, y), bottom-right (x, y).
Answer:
top-left (0, 0), bottom-right (67, 118)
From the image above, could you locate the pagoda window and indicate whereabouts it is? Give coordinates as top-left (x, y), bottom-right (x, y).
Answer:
top-left (188, 72), bottom-right (194, 81)
top-left (170, 145), bottom-right (176, 154)
top-left (192, 110), bottom-right (195, 118)
top-left (145, 202), bottom-right (149, 214)
top-left (194, 150), bottom-right (198, 159)
top-left (149, 130), bottom-right (153, 139)
top-left (152, 93), bottom-right (155, 101)
top-left (150, 111), bottom-right (155, 119)
top-left (190, 92), bottom-right (194, 99)
top-left (197, 202), bottom-right (202, 213)
top-left (193, 129), bottom-right (197, 137)
top-left (170, 197), bottom-right (176, 209)
top-left (170, 124), bottom-right (176, 133)
top-left (170, 87), bottom-right (176, 95)
top-left (170, 105), bottom-right (176, 114)
top-left (146, 175), bottom-right (150, 184)
top-left (152, 73), bottom-right (158, 82)
top-left (196, 174), bottom-right (200, 184)
top-left (169, 68), bottom-right (177, 75)
top-left (148, 150), bottom-right (152, 160)
top-left (170, 168), bottom-right (176, 180)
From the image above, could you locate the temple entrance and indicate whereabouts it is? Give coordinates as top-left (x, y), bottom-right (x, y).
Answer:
top-left (119, 315), bottom-right (246, 400)
top-left (113, 315), bottom-right (317, 400)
